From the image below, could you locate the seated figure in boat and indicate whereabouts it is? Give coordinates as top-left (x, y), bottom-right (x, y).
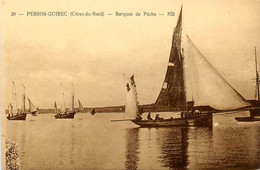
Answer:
top-left (155, 114), bottom-right (163, 120)
top-left (147, 112), bottom-right (153, 120)
top-left (181, 110), bottom-right (190, 118)
top-left (136, 114), bottom-right (142, 121)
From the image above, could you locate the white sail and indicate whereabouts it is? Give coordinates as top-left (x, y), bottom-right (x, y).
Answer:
top-left (12, 81), bottom-right (18, 113)
top-left (78, 100), bottom-right (84, 112)
top-left (59, 83), bottom-right (66, 113)
top-left (21, 83), bottom-right (26, 113)
top-left (124, 74), bottom-right (139, 119)
top-left (185, 35), bottom-right (250, 110)
top-left (28, 98), bottom-right (37, 113)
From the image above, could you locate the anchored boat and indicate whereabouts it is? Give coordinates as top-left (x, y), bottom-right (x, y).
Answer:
top-left (55, 83), bottom-right (76, 119)
top-left (235, 47), bottom-right (260, 121)
top-left (7, 82), bottom-right (27, 120)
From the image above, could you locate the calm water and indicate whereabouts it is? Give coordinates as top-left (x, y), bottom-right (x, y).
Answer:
top-left (3, 111), bottom-right (260, 169)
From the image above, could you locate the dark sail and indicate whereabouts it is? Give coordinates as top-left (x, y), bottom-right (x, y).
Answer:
top-left (155, 6), bottom-right (186, 110)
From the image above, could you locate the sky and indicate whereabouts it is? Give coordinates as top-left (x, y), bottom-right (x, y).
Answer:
top-left (1, 0), bottom-right (260, 110)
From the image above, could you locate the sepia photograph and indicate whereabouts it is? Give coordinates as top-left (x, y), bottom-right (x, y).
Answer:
top-left (1, 0), bottom-right (260, 169)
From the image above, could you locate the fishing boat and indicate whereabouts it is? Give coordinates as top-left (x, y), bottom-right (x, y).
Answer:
top-left (28, 98), bottom-right (38, 116)
top-left (7, 82), bottom-right (27, 121)
top-left (55, 83), bottom-right (76, 119)
top-left (235, 47), bottom-right (260, 121)
top-left (235, 116), bottom-right (260, 122)
top-left (249, 47), bottom-right (260, 116)
top-left (122, 6), bottom-right (250, 127)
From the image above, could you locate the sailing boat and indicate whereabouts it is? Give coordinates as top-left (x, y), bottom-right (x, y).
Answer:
top-left (235, 47), bottom-right (260, 121)
top-left (78, 99), bottom-right (85, 112)
top-left (249, 47), bottom-right (260, 116)
top-left (7, 82), bottom-right (27, 120)
top-left (127, 6), bottom-right (250, 127)
top-left (55, 83), bottom-right (76, 119)
top-left (28, 98), bottom-right (38, 116)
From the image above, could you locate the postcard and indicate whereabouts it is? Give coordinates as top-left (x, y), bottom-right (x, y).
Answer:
top-left (1, 0), bottom-right (260, 169)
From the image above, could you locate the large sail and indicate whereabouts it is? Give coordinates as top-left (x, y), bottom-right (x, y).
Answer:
top-left (78, 100), bottom-right (84, 112)
top-left (155, 6), bottom-right (186, 110)
top-left (185, 35), bottom-right (250, 110)
top-left (28, 98), bottom-right (37, 113)
top-left (124, 74), bottom-right (139, 119)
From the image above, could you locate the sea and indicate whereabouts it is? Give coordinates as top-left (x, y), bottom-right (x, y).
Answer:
top-left (2, 111), bottom-right (260, 169)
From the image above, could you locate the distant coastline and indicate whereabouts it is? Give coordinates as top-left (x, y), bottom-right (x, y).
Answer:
top-left (5, 100), bottom-right (257, 114)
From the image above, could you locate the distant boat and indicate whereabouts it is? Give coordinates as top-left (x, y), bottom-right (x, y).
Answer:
top-left (235, 47), bottom-right (260, 121)
top-left (55, 83), bottom-right (76, 119)
top-left (78, 99), bottom-right (85, 112)
top-left (28, 98), bottom-right (38, 116)
top-left (235, 116), bottom-right (260, 122)
top-left (90, 109), bottom-right (96, 115)
top-left (7, 82), bottom-right (27, 121)
top-left (124, 6), bottom-right (250, 127)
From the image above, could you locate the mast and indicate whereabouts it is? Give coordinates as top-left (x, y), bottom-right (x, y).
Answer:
top-left (21, 83), bottom-right (26, 113)
top-left (54, 101), bottom-right (57, 114)
top-left (12, 81), bottom-right (18, 113)
top-left (71, 89), bottom-right (74, 112)
top-left (9, 103), bottom-right (13, 114)
top-left (255, 47), bottom-right (259, 101)
top-left (62, 92), bottom-right (66, 112)
top-left (71, 83), bottom-right (75, 112)
top-left (59, 82), bottom-right (66, 113)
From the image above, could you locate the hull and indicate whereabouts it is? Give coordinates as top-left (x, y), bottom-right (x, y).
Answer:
top-left (31, 111), bottom-right (37, 116)
top-left (131, 113), bottom-right (213, 127)
top-left (90, 109), bottom-right (96, 115)
top-left (235, 116), bottom-right (260, 122)
top-left (7, 114), bottom-right (27, 120)
top-left (55, 112), bottom-right (76, 119)
top-left (250, 108), bottom-right (260, 116)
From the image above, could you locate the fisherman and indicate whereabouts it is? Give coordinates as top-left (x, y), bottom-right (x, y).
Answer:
top-left (155, 114), bottom-right (163, 120)
top-left (136, 114), bottom-right (142, 121)
top-left (181, 111), bottom-right (184, 118)
top-left (147, 112), bottom-right (153, 120)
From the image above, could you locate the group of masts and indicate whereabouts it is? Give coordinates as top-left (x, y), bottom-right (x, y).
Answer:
top-left (7, 82), bottom-right (87, 120)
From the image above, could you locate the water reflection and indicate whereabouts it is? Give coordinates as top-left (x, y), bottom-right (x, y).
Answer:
top-left (5, 114), bottom-right (260, 169)
top-left (124, 127), bottom-right (214, 169)
top-left (156, 127), bottom-right (189, 169)
top-left (19, 130), bottom-right (26, 169)
top-left (125, 128), bottom-right (140, 170)
top-left (69, 124), bottom-right (75, 166)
